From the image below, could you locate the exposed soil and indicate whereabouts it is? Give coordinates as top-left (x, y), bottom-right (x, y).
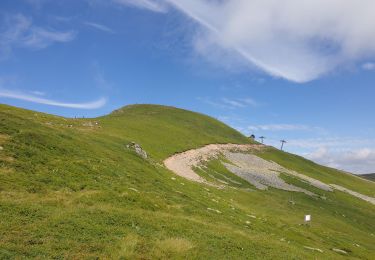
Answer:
top-left (164, 143), bottom-right (375, 205)
top-left (163, 144), bottom-right (262, 187)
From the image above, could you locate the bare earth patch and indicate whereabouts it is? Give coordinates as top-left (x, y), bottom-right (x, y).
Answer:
top-left (164, 143), bottom-right (375, 205)
top-left (164, 144), bottom-right (262, 186)
top-left (223, 152), bottom-right (315, 196)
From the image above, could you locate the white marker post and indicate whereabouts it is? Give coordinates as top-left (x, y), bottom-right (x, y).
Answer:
top-left (304, 215), bottom-right (311, 226)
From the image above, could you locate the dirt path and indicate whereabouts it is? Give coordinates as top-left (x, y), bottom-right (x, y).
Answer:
top-left (163, 144), bottom-right (262, 186)
top-left (164, 144), bottom-right (375, 205)
top-left (164, 143), bottom-right (324, 196)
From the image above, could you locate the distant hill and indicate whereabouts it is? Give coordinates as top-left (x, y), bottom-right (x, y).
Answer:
top-left (361, 173), bottom-right (375, 181)
top-left (0, 103), bottom-right (374, 259)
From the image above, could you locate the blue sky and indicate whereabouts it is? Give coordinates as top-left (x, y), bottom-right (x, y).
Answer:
top-left (1, 0), bottom-right (375, 174)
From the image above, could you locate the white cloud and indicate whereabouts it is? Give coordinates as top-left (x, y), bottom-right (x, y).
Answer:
top-left (198, 97), bottom-right (259, 109)
top-left (307, 147), bottom-right (375, 174)
top-left (91, 61), bottom-right (113, 89)
top-left (222, 97), bottom-right (259, 108)
top-left (221, 98), bottom-right (245, 108)
top-left (287, 137), bottom-right (375, 150)
top-left (0, 14), bottom-right (76, 59)
top-left (248, 124), bottom-right (316, 132)
top-left (163, 0), bottom-right (375, 82)
top-left (25, 0), bottom-right (46, 9)
top-left (113, 0), bottom-right (167, 12)
top-left (0, 89), bottom-right (106, 109)
top-left (276, 137), bottom-right (375, 174)
top-left (84, 22), bottom-right (115, 34)
top-left (22, 27), bottom-right (76, 49)
top-left (362, 62), bottom-right (375, 71)
top-left (30, 90), bottom-right (45, 96)
top-left (52, 16), bottom-right (74, 23)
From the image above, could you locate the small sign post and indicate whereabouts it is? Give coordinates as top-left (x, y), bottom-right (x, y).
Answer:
top-left (304, 215), bottom-right (311, 226)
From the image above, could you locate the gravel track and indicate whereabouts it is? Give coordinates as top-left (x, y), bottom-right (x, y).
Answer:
top-left (163, 144), bottom-right (262, 186)
top-left (164, 144), bottom-right (375, 204)
top-left (223, 152), bottom-right (315, 195)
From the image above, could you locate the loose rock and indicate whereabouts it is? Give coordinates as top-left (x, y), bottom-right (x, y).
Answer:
top-left (304, 246), bottom-right (323, 253)
top-left (126, 142), bottom-right (148, 159)
top-left (332, 248), bottom-right (347, 254)
top-left (207, 208), bottom-right (221, 214)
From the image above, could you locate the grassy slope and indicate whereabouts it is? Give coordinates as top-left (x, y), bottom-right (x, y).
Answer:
top-left (100, 104), bottom-right (251, 160)
top-left (360, 173), bottom-right (375, 182)
top-left (255, 147), bottom-right (375, 197)
top-left (0, 104), bottom-right (374, 259)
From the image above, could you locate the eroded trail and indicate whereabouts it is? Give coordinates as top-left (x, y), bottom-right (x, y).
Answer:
top-left (164, 143), bottom-right (375, 205)
top-left (164, 144), bottom-right (262, 186)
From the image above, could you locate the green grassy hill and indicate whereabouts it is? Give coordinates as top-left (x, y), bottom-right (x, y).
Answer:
top-left (0, 104), bottom-right (374, 259)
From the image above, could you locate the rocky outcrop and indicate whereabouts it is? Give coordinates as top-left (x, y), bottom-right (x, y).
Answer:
top-left (126, 142), bottom-right (148, 159)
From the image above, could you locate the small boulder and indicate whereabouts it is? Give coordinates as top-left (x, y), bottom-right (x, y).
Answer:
top-left (126, 142), bottom-right (148, 159)
top-left (304, 246), bottom-right (323, 253)
top-left (332, 248), bottom-right (348, 255)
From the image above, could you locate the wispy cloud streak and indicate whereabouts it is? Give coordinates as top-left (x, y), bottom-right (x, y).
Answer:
top-left (362, 62), bottom-right (375, 71)
top-left (198, 97), bottom-right (260, 109)
top-left (113, 0), bottom-right (167, 13)
top-left (248, 124), bottom-right (320, 132)
top-left (0, 14), bottom-right (76, 59)
top-left (84, 22), bottom-right (115, 34)
top-left (0, 89), bottom-right (106, 109)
